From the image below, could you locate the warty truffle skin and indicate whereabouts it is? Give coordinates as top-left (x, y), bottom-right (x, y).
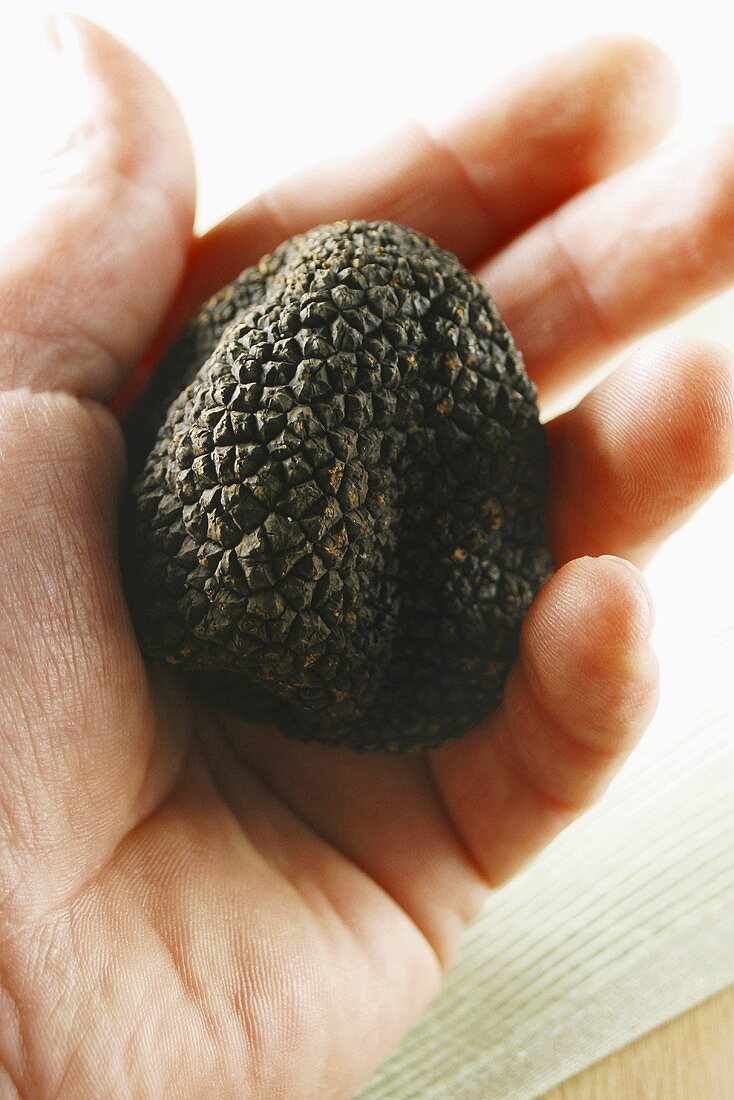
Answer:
top-left (121, 220), bottom-right (554, 754)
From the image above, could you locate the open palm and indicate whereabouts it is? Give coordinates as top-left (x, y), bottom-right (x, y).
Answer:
top-left (1, 17), bottom-right (732, 1099)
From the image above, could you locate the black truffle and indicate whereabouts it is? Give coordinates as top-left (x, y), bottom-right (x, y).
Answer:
top-left (121, 220), bottom-right (553, 753)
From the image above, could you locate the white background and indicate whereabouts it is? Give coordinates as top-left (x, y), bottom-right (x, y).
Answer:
top-left (2, 1), bottom-right (734, 231)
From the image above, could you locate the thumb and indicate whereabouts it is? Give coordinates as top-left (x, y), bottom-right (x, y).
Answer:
top-left (0, 14), bottom-right (196, 401)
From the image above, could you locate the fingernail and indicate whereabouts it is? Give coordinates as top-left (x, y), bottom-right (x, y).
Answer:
top-left (43, 12), bottom-right (83, 63)
top-left (601, 554), bottom-right (656, 637)
top-left (39, 12), bottom-right (92, 125)
top-left (43, 13), bottom-right (61, 51)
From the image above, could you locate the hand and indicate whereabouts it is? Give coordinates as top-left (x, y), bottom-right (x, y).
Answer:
top-left (1, 16), bottom-right (732, 1098)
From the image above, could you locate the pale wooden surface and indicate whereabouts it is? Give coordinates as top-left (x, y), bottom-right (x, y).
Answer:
top-left (541, 984), bottom-right (734, 1100)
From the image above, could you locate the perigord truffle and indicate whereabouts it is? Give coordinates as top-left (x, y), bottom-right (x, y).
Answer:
top-left (121, 220), bottom-right (554, 753)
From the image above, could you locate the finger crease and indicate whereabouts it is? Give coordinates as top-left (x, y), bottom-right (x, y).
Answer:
top-left (491, 725), bottom-right (583, 818)
top-left (254, 189), bottom-right (302, 253)
top-left (555, 418), bottom-right (654, 558)
top-left (417, 121), bottom-right (496, 238)
top-left (422, 755), bottom-right (496, 907)
top-left (517, 642), bottom-right (632, 773)
top-left (548, 214), bottom-right (621, 348)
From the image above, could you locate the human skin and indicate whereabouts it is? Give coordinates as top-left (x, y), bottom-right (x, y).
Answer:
top-left (0, 15), bottom-right (733, 1099)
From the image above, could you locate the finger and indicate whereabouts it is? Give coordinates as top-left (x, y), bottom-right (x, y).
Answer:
top-left (0, 15), bottom-right (195, 401)
top-left (547, 335), bottom-right (734, 566)
top-left (0, 391), bottom-right (188, 918)
top-left (174, 36), bottom-right (677, 326)
top-left (429, 555), bottom-right (659, 887)
top-left (481, 127), bottom-right (734, 404)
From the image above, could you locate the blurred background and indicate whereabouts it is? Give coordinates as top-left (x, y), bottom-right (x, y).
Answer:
top-left (0, 3), bottom-right (732, 1097)
top-left (3, 0), bottom-right (734, 230)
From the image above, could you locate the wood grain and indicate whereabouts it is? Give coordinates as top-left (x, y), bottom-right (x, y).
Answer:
top-left (541, 983), bottom-right (734, 1099)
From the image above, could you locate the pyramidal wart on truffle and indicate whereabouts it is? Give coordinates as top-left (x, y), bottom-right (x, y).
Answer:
top-left (121, 220), bottom-right (554, 753)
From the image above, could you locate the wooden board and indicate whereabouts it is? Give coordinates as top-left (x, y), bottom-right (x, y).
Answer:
top-left (542, 984), bottom-right (734, 1100)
